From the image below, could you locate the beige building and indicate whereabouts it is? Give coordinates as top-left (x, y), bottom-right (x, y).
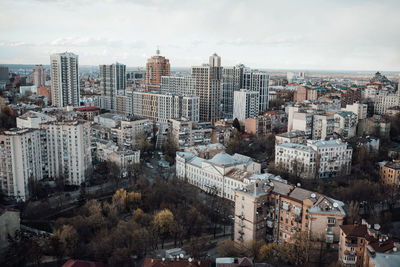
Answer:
top-left (379, 160), bottom-right (400, 186)
top-left (168, 118), bottom-right (212, 149)
top-left (111, 118), bottom-right (153, 147)
top-left (191, 54), bottom-right (222, 124)
top-left (338, 221), bottom-right (397, 267)
top-left (33, 64), bottom-right (46, 87)
top-left (234, 180), bottom-right (345, 246)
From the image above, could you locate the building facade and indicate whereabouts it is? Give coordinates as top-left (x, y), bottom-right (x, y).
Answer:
top-left (33, 64), bottom-right (46, 87)
top-left (379, 160), bottom-right (400, 186)
top-left (145, 49), bottom-right (170, 91)
top-left (160, 75), bottom-right (197, 97)
top-left (50, 52), bottom-right (80, 107)
top-left (233, 89), bottom-right (259, 123)
top-left (191, 54), bottom-right (223, 124)
top-left (99, 63), bottom-right (126, 111)
top-left (275, 139), bottom-right (352, 179)
top-left (221, 65), bottom-right (244, 119)
top-left (242, 70), bottom-right (269, 112)
top-left (234, 180), bottom-right (345, 246)
top-left (0, 129), bottom-right (44, 201)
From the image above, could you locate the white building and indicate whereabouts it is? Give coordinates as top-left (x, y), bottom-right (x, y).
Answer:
top-left (334, 111), bottom-right (358, 139)
top-left (16, 111), bottom-right (56, 129)
top-left (41, 121), bottom-right (92, 186)
top-left (94, 113), bottom-right (126, 128)
top-left (160, 75), bottom-right (197, 97)
top-left (50, 52), bottom-right (80, 107)
top-left (0, 129), bottom-right (44, 201)
top-left (176, 151), bottom-right (265, 201)
top-left (112, 119), bottom-right (153, 147)
top-left (275, 139), bottom-right (352, 179)
top-left (342, 103), bottom-right (368, 120)
top-left (374, 89), bottom-right (400, 115)
top-left (20, 85), bottom-right (37, 96)
top-left (96, 140), bottom-right (140, 168)
top-left (168, 118), bottom-right (212, 149)
top-left (233, 89), bottom-right (259, 123)
top-left (312, 114), bottom-right (334, 140)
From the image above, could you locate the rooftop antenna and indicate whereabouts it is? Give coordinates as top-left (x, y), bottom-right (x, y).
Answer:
top-left (156, 46), bottom-right (160, 55)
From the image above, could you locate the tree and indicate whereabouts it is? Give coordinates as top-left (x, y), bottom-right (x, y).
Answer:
top-left (348, 200), bottom-right (360, 224)
top-left (78, 186), bottom-right (87, 207)
top-left (216, 239), bottom-right (238, 257)
top-left (0, 106), bottom-right (16, 130)
top-left (162, 133), bottom-right (178, 165)
top-left (390, 113), bottom-right (400, 141)
top-left (232, 118), bottom-right (241, 132)
top-left (152, 209), bottom-right (175, 249)
top-left (258, 243), bottom-right (278, 264)
top-left (55, 224), bottom-right (80, 256)
top-left (112, 188), bottom-right (128, 212)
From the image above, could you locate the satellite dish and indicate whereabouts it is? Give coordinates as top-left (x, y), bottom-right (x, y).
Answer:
top-left (311, 193), bottom-right (316, 198)
top-left (180, 254), bottom-right (184, 259)
top-left (333, 203), bottom-right (338, 208)
top-left (162, 258), bottom-right (165, 262)
top-left (188, 258), bottom-right (193, 262)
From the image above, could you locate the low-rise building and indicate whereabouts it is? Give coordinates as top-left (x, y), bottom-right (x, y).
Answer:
top-left (334, 111), bottom-right (358, 139)
top-left (342, 102), bottom-right (368, 120)
top-left (275, 139), bottom-right (352, 179)
top-left (75, 106), bottom-right (100, 121)
top-left (234, 180), bottom-right (345, 246)
top-left (338, 221), bottom-right (397, 267)
top-left (357, 115), bottom-right (391, 139)
top-left (16, 111), bottom-right (56, 129)
top-left (275, 130), bottom-right (306, 145)
top-left (168, 118), bottom-right (212, 149)
top-left (379, 160), bottom-right (400, 186)
top-left (184, 143), bottom-right (225, 159)
top-left (176, 151), bottom-right (263, 201)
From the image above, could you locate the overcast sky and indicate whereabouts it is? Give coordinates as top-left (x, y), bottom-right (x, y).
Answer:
top-left (1, 0), bottom-right (399, 71)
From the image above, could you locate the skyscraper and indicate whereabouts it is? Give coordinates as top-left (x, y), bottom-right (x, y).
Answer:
top-left (33, 64), bottom-right (46, 87)
top-left (0, 66), bottom-right (9, 82)
top-left (99, 63), bottom-right (126, 111)
top-left (160, 75), bottom-right (196, 97)
top-left (242, 70), bottom-right (270, 112)
top-left (50, 52), bottom-right (79, 107)
top-left (145, 48), bottom-right (170, 91)
top-left (191, 53), bottom-right (222, 124)
top-left (222, 64), bottom-right (244, 119)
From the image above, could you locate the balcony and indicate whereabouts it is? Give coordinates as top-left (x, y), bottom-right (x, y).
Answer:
top-left (345, 242), bottom-right (358, 247)
top-left (342, 255), bottom-right (356, 264)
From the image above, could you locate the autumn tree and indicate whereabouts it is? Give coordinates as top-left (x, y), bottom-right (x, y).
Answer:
top-left (162, 133), bottom-right (178, 165)
top-left (348, 200), bottom-right (360, 224)
top-left (216, 239), bottom-right (239, 257)
top-left (152, 209), bottom-right (175, 249)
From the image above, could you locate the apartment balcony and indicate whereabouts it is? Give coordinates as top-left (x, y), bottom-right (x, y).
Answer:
top-left (326, 233), bottom-right (334, 243)
top-left (342, 254), bottom-right (356, 264)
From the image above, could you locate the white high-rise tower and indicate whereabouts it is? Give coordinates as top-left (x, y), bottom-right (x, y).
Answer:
top-left (50, 52), bottom-right (79, 107)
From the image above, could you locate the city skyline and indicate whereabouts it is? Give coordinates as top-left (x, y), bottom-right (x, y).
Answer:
top-left (1, 0), bottom-right (399, 71)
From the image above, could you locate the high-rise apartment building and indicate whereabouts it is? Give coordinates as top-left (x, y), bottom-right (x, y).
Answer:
top-left (33, 64), bottom-right (46, 87)
top-left (99, 63), bottom-right (126, 111)
top-left (131, 91), bottom-right (199, 123)
top-left (222, 65), bottom-right (244, 119)
top-left (0, 66), bottom-right (9, 81)
top-left (160, 75), bottom-right (197, 97)
top-left (145, 49), bottom-right (170, 91)
top-left (41, 121), bottom-right (92, 186)
top-left (50, 52), bottom-right (79, 107)
top-left (191, 53), bottom-right (222, 124)
top-left (233, 89), bottom-right (259, 122)
top-left (0, 129), bottom-right (44, 201)
top-left (242, 70), bottom-right (270, 112)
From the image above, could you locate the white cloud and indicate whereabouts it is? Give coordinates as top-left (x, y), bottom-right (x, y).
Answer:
top-left (0, 0), bottom-right (399, 70)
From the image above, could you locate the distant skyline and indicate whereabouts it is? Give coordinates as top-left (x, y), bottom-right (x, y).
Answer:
top-left (1, 0), bottom-right (399, 71)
